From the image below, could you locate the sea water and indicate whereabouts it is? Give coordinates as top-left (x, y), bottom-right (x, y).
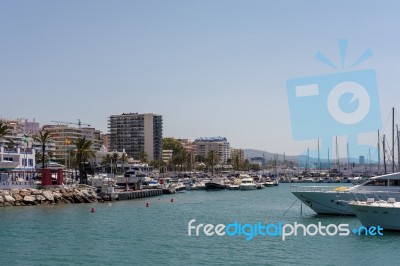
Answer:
top-left (0, 184), bottom-right (397, 266)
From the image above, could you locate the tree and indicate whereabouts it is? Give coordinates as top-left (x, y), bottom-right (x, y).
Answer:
top-left (73, 137), bottom-right (95, 184)
top-left (102, 154), bottom-right (112, 168)
top-left (111, 152), bottom-right (120, 174)
top-left (0, 121), bottom-right (10, 141)
top-left (232, 153), bottom-right (241, 171)
top-left (207, 150), bottom-right (220, 176)
top-left (138, 150), bottom-right (148, 163)
top-left (33, 130), bottom-right (52, 170)
top-left (163, 138), bottom-right (184, 155)
top-left (120, 153), bottom-right (128, 173)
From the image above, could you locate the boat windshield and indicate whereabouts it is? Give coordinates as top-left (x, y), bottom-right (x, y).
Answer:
top-left (364, 179), bottom-right (388, 186)
top-left (389, 180), bottom-right (400, 186)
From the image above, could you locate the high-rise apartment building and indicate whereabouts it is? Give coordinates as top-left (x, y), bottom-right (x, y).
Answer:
top-left (108, 113), bottom-right (163, 161)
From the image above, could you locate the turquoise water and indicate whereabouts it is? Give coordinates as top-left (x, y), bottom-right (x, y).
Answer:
top-left (0, 184), bottom-right (398, 266)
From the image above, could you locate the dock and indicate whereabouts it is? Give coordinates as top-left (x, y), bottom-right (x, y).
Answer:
top-left (117, 189), bottom-right (163, 200)
top-left (100, 189), bottom-right (163, 201)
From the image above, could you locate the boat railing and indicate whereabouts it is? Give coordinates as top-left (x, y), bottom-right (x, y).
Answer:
top-left (352, 190), bottom-right (400, 206)
top-left (290, 185), bottom-right (350, 193)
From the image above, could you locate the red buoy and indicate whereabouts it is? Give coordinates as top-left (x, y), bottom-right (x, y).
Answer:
top-left (91, 208), bottom-right (95, 213)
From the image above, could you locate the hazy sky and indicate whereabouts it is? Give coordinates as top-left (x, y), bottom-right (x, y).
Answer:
top-left (1, 1), bottom-right (400, 158)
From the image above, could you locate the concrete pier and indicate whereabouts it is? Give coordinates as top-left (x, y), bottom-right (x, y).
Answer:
top-left (113, 189), bottom-right (163, 201)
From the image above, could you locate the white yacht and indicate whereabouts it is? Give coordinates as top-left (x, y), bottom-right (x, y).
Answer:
top-left (349, 198), bottom-right (400, 231)
top-left (291, 172), bottom-right (400, 215)
top-left (239, 175), bottom-right (257, 190)
top-left (348, 197), bottom-right (400, 230)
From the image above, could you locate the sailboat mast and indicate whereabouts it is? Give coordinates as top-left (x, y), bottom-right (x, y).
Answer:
top-left (397, 125), bottom-right (400, 171)
top-left (347, 142), bottom-right (351, 174)
top-left (378, 130), bottom-right (380, 174)
top-left (336, 136), bottom-right (340, 173)
top-left (318, 138), bottom-right (320, 173)
top-left (392, 107), bottom-right (395, 173)
top-left (369, 148), bottom-right (371, 176)
top-left (383, 135), bottom-right (387, 174)
top-left (328, 148), bottom-right (330, 172)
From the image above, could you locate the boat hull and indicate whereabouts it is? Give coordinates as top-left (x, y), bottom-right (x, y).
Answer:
top-left (349, 202), bottom-right (400, 230)
top-left (292, 189), bottom-right (400, 215)
top-left (291, 191), bottom-right (355, 215)
top-left (239, 185), bottom-right (257, 190)
top-left (205, 182), bottom-right (225, 190)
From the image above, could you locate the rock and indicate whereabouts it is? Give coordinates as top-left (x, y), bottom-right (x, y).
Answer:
top-left (23, 196), bottom-right (36, 205)
top-left (53, 192), bottom-right (63, 199)
top-left (19, 189), bottom-right (31, 197)
top-left (0, 196), bottom-right (4, 203)
top-left (30, 189), bottom-right (43, 195)
top-left (42, 190), bottom-right (54, 201)
top-left (10, 189), bottom-right (19, 196)
top-left (4, 195), bottom-right (15, 203)
top-left (73, 194), bottom-right (85, 203)
top-left (81, 190), bottom-right (91, 198)
top-left (36, 195), bottom-right (46, 201)
top-left (14, 194), bottom-right (23, 202)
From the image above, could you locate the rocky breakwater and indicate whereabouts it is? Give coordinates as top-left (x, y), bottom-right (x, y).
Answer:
top-left (0, 187), bottom-right (102, 207)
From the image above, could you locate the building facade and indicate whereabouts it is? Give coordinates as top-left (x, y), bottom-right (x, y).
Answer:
top-left (162, 149), bottom-right (173, 163)
top-left (108, 113), bottom-right (163, 161)
top-left (194, 137), bottom-right (230, 164)
top-left (42, 125), bottom-right (103, 163)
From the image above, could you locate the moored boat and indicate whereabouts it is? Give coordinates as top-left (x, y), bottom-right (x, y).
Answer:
top-left (205, 177), bottom-right (226, 190)
top-left (239, 175), bottom-right (257, 190)
top-left (349, 198), bottom-right (400, 230)
top-left (291, 172), bottom-right (400, 215)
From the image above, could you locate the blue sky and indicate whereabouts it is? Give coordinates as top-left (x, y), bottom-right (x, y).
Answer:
top-left (1, 1), bottom-right (400, 158)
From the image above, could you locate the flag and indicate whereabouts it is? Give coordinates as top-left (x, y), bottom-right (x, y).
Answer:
top-left (66, 137), bottom-right (70, 145)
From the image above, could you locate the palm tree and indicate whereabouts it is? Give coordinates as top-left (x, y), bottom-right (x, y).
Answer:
top-left (33, 130), bottom-right (52, 169)
top-left (139, 150), bottom-right (148, 163)
top-left (111, 152), bottom-right (120, 174)
top-left (233, 153), bottom-right (241, 171)
top-left (207, 150), bottom-right (220, 176)
top-left (120, 153), bottom-right (128, 174)
top-left (102, 154), bottom-right (112, 173)
top-left (73, 137), bottom-right (95, 184)
top-left (0, 121), bottom-right (10, 141)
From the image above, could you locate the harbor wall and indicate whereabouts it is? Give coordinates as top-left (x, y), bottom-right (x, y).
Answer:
top-left (0, 187), bottom-right (101, 207)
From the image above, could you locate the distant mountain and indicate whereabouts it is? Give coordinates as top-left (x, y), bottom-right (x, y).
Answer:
top-left (243, 149), bottom-right (298, 162)
top-left (243, 149), bottom-right (373, 163)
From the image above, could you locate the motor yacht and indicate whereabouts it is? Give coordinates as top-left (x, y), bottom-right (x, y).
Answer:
top-left (291, 172), bottom-right (400, 215)
top-left (349, 197), bottom-right (400, 230)
top-left (239, 175), bottom-right (257, 190)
